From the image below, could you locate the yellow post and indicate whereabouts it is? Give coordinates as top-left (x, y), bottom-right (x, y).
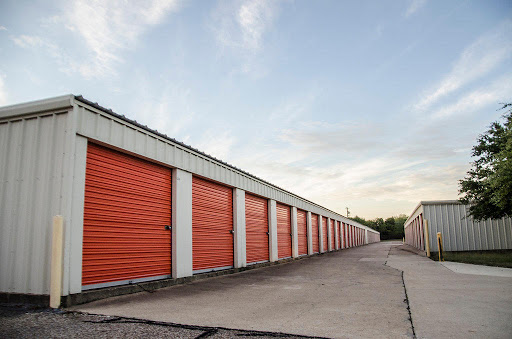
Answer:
top-left (424, 219), bottom-right (431, 257)
top-left (436, 232), bottom-right (444, 262)
top-left (50, 215), bottom-right (64, 309)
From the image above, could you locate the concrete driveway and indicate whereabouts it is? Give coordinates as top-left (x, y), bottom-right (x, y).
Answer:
top-left (387, 245), bottom-right (512, 339)
top-left (72, 242), bottom-right (413, 339)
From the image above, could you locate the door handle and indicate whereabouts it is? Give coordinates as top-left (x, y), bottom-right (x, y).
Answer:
top-left (230, 229), bottom-right (234, 234)
top-left (164, 225), bottom-right (171, 230)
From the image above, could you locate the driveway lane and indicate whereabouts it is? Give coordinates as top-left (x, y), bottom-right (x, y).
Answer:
top-left (71, 242), bottom-right (412, 339)
top-left (387, 245), bottom-right (512, 339)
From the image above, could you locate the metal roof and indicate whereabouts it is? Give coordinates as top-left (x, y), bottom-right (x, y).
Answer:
top-left (73, 95), bottom-right (370, 230)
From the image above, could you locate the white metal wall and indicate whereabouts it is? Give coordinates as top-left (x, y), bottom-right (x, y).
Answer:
top-left (0, 111), bottom-right (72, 294)
top-left (424, 203), bottom-right (512, 252)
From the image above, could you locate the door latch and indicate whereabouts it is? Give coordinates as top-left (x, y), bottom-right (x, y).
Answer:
top-left (164, 225), bottom-right (171, 230)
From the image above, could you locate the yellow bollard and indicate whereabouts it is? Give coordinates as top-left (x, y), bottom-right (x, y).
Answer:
top-left (436, 232), bottom-right (444, 262)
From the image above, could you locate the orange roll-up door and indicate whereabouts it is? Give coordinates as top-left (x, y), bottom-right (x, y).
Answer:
top-left (245, 194), bottom-right (269, 264)
top-left (192, 177), bottom-right (233, 272)
top-left (277, 203), bottom-right (292, 259)
top-left (343, 222), bottom-right (346, 248)
top-left (337, 221), bottom-right (341, 249)
top-left (312, 214), bottom-right (319, 253)
top-left (297, 209), bottom-right (308, 256)
top-left (82, 143), bottom-right (172, 288)
top-left (330, 219), bottom-right (335, 250)
top-left (322, 216), bottom-right (328, 251)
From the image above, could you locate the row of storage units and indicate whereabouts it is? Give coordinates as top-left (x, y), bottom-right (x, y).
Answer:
top-left (404, 212), bottom-right (424, 251)
top-left (404, 201), bottom-right (512, 253)
top-left (0, 95), bottom-right (380, 300)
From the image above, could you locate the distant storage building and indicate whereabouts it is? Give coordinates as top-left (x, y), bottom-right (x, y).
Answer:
top-left (0, 95), bottom-right (379, 305)
top-left (404, 200), bottom-right (512, 253)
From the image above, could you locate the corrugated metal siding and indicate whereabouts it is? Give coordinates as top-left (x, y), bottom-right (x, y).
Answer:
top-left (277, 203), bottom-right (292, 259)
top-left (322, 216), bottom-right (328, 251)
top-left (423, 203), bottom-right (512, 252)
top-left (192, 177), bottom-right (234, 271)
top-left (82, 143), bottom-right (172, 287)
top-left (297, 209), bottom-right (307, 255)
top-left (312, 214), bottom-right (319, 253)
top-left (245, 193), bottom-right (269, 264)
top-left (0, 112), bottom-right (70, 294)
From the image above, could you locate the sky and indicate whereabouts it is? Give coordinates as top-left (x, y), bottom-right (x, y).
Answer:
top-left (0, 0), bottom-right (511, 219)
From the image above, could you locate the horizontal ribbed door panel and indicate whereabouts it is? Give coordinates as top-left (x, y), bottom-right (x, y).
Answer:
top-left (322, 216), bottom-right (328, 251)
top-left (347, 224), bottom-right (351, 247)
top-left (245, 194), bottom-right (269, 264)
top-left (192, 177), bottom-right (233, 271)
top-left (277, 203), bottom-right (292, 259)
top-left (337, 221), bottom-right (341, 249)
top-left (82, 143), bottom-right (172, 288)
top-left (330, 219), bottom-right (335, 250)
top-left (297, 209), bottom-right (307, 256)
top-left (312, 214), bottom-right (319, 253)
top-left (343, 223), bottom-right (346, 248)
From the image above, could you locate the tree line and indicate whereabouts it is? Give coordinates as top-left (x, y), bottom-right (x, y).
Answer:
top-left (350, 215), bottom-right (407, 240)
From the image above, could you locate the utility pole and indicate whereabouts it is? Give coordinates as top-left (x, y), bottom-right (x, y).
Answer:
top-left (346, 207), bottom-right (350, 218)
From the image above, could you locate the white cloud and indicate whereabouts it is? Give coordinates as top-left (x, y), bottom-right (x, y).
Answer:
top-left (280, 121), bottom-right (384, 153)
top-left (211, 0), bottom-right (280, 76)
top-left (132, 83), bottom-right (197, 140)
top-left (405, 0), bottom-right (427, 18)
top-left (10, 34), bottom-right (80, 75)
top-left (415, 20), bottom-right (512, 111)
top-left (11, 0), bottom-right (180, 78)
top-left (431, 76), bottom-right (512, 120)
top-left (62, 0), bottom-right (180, 77)
top-left (195, 130), bottom-right (237, 161)
top-left (0, 74), bottom-right (7, 106)
top-left (11, 35), bottom-right (46, 48)
top-left (214, 0), bottom-right (278, 52)
top-left (0, 26), bottom-right (7, 31)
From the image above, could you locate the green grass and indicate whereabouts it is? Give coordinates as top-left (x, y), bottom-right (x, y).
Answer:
top-left (429, 250), bottom-right (512, 268)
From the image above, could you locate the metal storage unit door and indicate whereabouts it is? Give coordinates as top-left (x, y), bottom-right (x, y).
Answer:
top-left (297, 209), bottom-right (308, 255)
top-left (192, 177), bottom-right (234, 272)
top-left (277, 203), bottom-right (292, 259)
top-left (82, 143), bottom-right (172, 289)
top-left (322, 216), bottom-right (328, 251)
top-left (245, 193), bottom-right (269, 264)
top-left (312, 214), bottom-right (320, 253)
top-left (330, 219), bottom-right (335, 250)
top-left (343, 222), bottom-right (347, 248)
top-left (337, 221), bottom-right (341, 248)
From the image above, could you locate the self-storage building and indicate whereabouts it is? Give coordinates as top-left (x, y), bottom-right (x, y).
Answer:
top-left (0, 95), bottom-right (380, 304)
top-left (404, 200), bottom-right (512, 253)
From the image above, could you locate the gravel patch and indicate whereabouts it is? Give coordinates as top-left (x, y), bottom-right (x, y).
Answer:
top-left (0, 304), bottom-right (319, 339)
